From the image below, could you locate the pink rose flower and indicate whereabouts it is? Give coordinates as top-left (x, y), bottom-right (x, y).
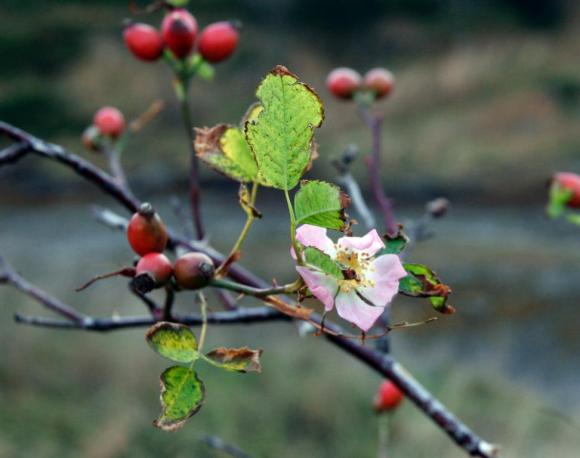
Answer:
top-left (295, 225), bottom-right (407, 332)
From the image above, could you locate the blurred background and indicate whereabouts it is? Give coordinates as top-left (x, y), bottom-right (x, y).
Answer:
top-left (1, 0), bottom-right (580, 456)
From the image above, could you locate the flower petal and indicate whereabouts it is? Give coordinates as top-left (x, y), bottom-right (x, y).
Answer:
top-left (359, 254), bottom-right (406, 306)
top-left (337, 229), bottom-right (384, 257)
top-left (296, 266), bottom-right (338, 312)
top-left (296, 225), bottom-right (336, 257)
top-left (335, 290), bottom-right (385, 332)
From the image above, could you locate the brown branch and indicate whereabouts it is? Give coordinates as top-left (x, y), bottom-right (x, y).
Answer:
top-left (358, 108), bottom-right (398, 236)
top-left (0, 124), bottom-right (498, 458)
top-left (0, 121), bottom-right (140, 212)
top-left (13, 306), bottom-right (289, 331)
top-left (0, 256), bottom-right (87, 323)
top-left (0, 141), bottom-right (29, 163)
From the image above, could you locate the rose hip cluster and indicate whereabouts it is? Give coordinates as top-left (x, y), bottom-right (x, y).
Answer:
top-left (128, 203), bottom-right (215, 294)
top-left (123, 7), bottom-right (239, 64)
top-left (326, 67), bottom-right (395, 101)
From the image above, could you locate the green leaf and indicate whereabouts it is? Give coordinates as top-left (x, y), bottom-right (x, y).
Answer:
top-left (194, 125), bottom-right (258, 183)
top-left (399, 263), bottom-right (455, 314)
top-left (154, 366), bottom-right (205, 431)
top-left (167, 0), bottom-right (189, 6)
top-left (294, 180), bottom-right (350, 231)
top-left (205, 347), bottom-right (263, 373)
top-left (303, 247), bottom-right (342, 279)
top-left (146, 322), bottom-right (198, 364)
top-left (245, 66), bottom-right (324, 190)
top-left (566, 213), bottom-right (580, 226)
top-left (547, 182), bottom-right (572, 219)
top-left (376, 229), bottom-right (409, 255)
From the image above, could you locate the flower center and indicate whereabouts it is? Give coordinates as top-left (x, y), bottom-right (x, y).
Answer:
top-left (335, 249), bottom-right (375, 293)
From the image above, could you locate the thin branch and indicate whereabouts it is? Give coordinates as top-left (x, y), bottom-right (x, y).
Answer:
top-left (0, 121), bottom-right (140, 213)
top-left (169, 195), bottom-right (194, 240)
top-left (175, 80), bottom-right (204, 240)
top-left (200, 434), bottom-right (252, 458)
top-left (332, 144), bottom-right (376, 231)
top-left (357, 108), bottom-right (398, 235)
top-left (129, 282), bottom-right (162, 319)
top-left (0, 142), bottom-right (29, 164)
top-left (13, 306), bottom-right (289, 331)
top-left (0, 256), bottom-right (87, 323)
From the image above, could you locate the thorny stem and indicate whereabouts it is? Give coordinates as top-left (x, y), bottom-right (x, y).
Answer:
top-left (0, 122), bottom-right (498, 458)
top-left (216, 182), bottom-right (260, 276)
top-left (175, 77), bottom-right (205, 240)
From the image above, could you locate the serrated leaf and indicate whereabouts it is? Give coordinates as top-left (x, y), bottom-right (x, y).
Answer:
top-left (205, 347), bottom-right (263, 373)
top-left (245, 66), bottom-right (324, 190)
top-left (399, 263), bottom-right (454, 314)
top-left (242, 102), bottom-right (264, 125)
top-left (294, 180), bottom-right (350, 231)
top-left (547, 182), bottom-right (572, 219)
top-left (146, 322), bottom-right (198, 364)
top-left (195, 125), bottom-right (257, 183)
top-left (154, 366), bottom-right (205, 431)
top-left (376, 229), bottom-right (409, 255)
top-left (303, 247), bottom-right (343, 279)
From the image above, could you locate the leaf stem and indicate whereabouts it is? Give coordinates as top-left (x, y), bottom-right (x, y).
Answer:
top-left (197, 292), bottom-right (208, 353)
top-left (210, 277), bottom-right (302, 297)
top-left (216, 182), bottom-right (260, 276)
top-left (284, 188), bottom-right (303, 263)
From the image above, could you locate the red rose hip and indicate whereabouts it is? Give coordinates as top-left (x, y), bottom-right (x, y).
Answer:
top-left (553, 172), bottom-right (580, 208)
top-left (123, 23), bottom-right (164, 62)
top-left (198, 21), bottom-right (239, 63)
top-left (127, 203), bottom-right (168, 256)
top-left (326, 67), bottom-right (362, 100)
top-left (134, 253), bottom-right (173, 293)
top-left (174, 252), bottom-right (215, 290)
top-left (94, 106), bottom-right (125, 137)
top-left (374, 380), bottom-right (404, 413)
top-left (364, 68), bottom-right (395, 99)
top-left (161, 8), bottom-right (198, 59)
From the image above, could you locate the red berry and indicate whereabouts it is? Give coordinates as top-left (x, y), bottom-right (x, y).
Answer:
top-left (161, 8), bottom-right (198, 59)
top-left (174, 253), bottom-right (215, 290)
top-left (553, 172), bottom-right (580, 207)
top-left (123, 23), bottom-right (164, 62)
top-left (326, 67), bottom-right (362, 100)
top-left (364, 68), bottom-right (395, 99)
top-left (198, 21), bottom-right (239, 63)
top-left (134, 253), bottom-right (173, 293)
top-left (127, 203), bottom-right (168, 256)
top-left (94, 106), bottom-right (125, 138)
top-left (374, 380), bottom-right (404, 413)
top-left (81, 125), bottom-right (103, 153)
